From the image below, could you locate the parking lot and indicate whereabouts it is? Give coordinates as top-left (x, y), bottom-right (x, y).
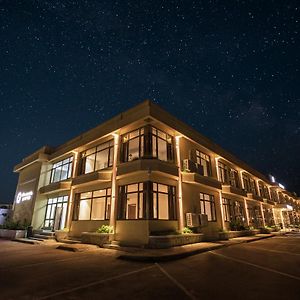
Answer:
top-left (0, 234), bottom-right (299, 299)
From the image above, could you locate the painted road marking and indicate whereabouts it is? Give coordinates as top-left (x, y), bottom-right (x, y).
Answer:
top-left (210, 251), bottom-right (300, 281)
top-left (39, 265), bottom-right (156, 299)
top-left (155, 263), bottom-right (197, 300)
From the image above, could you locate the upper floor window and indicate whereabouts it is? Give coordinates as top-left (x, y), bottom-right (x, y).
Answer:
top-left (196, 150), bottom-right (212, 176)
top-left (242, 174), bottom-right (251, 192)
top-left (229, 169), bottom-right (240, 188)
top-left (117, 182), bottom-right (177, 220)
top-left (73, 188), bottom-right (111, 221)
top-left (199, 193), bottom-right (216, 221)
top-left (258, 182), bottom-right (269, 199)
top-left (81, 140), bottom-right (114, 174)
top-left (218, 162), bottom-right (229, 184)
top-left (50, 157), bottom-right (73, 183)
top-left (121, 126), bottom-right (174, 163)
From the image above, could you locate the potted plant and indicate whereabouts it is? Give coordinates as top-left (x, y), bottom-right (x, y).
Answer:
top-left (0, 219), bottom-right (29, 239)
top-left (81, 225), bottom-right (114, 246)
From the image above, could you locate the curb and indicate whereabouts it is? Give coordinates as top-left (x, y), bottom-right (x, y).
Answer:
top-left (118, 244), bottom-right (224, 262)
top-left (12, 238), bottom-right (40, 245)
top-left (118, 234), bottom-right (277, 262)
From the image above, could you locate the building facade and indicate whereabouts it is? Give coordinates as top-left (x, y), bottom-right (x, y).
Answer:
top-left (12, 101), bottom-right (300, 245)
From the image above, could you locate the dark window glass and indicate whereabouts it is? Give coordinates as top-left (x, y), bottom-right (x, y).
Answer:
top-left (199, 193), bottom-right (216, 221)
top-left (218, 162), bottom-right (229, 184)
top-left (121, 126), bottom-right (174, 163)
top-left (229, 169), bottom-right (240, 188)
top-left (196, 150), bottom-right (212, 176)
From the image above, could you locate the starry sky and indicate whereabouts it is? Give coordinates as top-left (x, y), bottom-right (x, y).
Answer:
top-left (0, 0), bottom-right (299, 203)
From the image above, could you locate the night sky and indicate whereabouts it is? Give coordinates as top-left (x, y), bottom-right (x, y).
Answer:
top-left (0, 1), bottom-right (299, 203)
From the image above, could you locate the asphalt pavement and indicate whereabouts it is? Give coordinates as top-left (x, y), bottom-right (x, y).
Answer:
top-left (0, 234), bottom-right (299, 299)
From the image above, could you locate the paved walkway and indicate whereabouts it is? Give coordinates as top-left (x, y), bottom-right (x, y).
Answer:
top-left (14, 232), bottom-right (284, 262)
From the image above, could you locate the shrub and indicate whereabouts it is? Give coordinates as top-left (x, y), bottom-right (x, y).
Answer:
top-left (229, 220), bottom-right (246, 231)
top-left (96, 225), bottom-right (113, 234)
top-left (182, 227), bottom-right (193, 234)
top-left (0, 219), bottom-right (29, 230)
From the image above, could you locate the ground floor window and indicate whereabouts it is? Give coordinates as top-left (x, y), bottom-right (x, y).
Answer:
top-left (118, 182), bottom-right (177, 220)
top-left (73, 188), bottom-right (111, 221)
top-left (263, 207), bottom-right (275, 226)
top-left (199, 193), bottom-right (216, 221)
top-left (247, 204), bottom-right (263, 228)
top-left (222, 198), bottom-right (245, 224)
top-left (44, 196), bottom-right (68, 230)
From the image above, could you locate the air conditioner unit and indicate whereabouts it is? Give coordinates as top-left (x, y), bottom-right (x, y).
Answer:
top-left (183, 159), bottom-right (197, 173)
top-left (186, 213), bottom-right (199, 227)
top-left (199, 214), bottom-right (208, 227)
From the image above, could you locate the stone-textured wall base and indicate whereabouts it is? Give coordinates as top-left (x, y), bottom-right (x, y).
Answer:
top-left (148, 233), bottom-right (204, 249)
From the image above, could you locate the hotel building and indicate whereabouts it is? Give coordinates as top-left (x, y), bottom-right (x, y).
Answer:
top-left (12, 101), bottom-right (300, 245)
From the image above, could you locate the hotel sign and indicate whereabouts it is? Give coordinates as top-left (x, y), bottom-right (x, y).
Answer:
top-left (16, 191), bottom-right (33, 204)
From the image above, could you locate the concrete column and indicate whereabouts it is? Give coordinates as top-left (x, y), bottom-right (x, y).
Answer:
top-left (260, 203), bottom-right (266, 227)
top-left (175, 136), bottom-right (184, 232)
top-left (65, 152), bottom-right (79, 230)
top-left (244, 199), bottom-right (250, 226)
top-left (239, 171), bottom-right (245, 189)
top-left (218, 191), bottom-right (225, 230)
top-left (109, 133), bottom-right (120, 239)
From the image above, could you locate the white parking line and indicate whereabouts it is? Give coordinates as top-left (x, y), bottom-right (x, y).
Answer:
top-left (38, 265), bottom-right (156, 299)
top-left (246, 246), bottom-right (300, 256)
top-left (209, 251), bottom-right (300, 281)
top-left (155, 263), bottom-right (197, 300)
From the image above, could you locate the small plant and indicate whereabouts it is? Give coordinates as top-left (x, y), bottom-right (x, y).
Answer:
top-left (0, 219), bottom-right (30, 230)
top-left (229, 220), bottom-right (246, 231)
top-left (96, 225), bottom-right (113, 234)
top-left (182, 227), bottom-right (193, 234)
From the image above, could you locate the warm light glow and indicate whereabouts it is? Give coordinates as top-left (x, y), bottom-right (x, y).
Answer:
top-left (175, 136), bottom-right (184, 232)
top-left (16, 191), bottom-right (33, 204)
top-left (244, 199), bottom-right (250, 226)
top-left (218, 191), bottom-right (225, 230)
top-left (109, 132), bottom-right (119, 234)
top-left (260, 203), bottom-right (266, 227)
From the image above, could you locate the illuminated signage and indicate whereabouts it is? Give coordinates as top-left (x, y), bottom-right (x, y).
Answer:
top-left (278, 183), bottom-right (285, 189)
top-left (16, 191), bottom-right (33, 204)
top-left (286, 205), bottom-right (293, 211)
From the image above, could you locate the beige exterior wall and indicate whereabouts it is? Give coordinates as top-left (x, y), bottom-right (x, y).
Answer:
top-left (12, 101), bottom-right (300, 246)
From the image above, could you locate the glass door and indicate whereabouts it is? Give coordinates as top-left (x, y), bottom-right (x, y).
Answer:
top-left (44, 196), bottom-right (68, 230)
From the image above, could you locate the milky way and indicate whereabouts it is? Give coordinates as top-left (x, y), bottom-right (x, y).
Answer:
top-left (0, 0), bottom-right (299, 202)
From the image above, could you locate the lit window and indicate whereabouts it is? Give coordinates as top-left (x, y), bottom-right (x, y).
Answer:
top-left (73, 188), bottom-right (111, 221)
top-left (117, 182), bottom-right (177, 220)
top-left (50, 157), bottom-right (73, 183)
top-left (199, 193), bottom-right (216, 221)
top-left (81, 140), bottom-right (114, 174)
top-left (121, 126), bottom-right (173, 163)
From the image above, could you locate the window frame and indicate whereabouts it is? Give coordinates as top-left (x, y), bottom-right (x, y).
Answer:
top-left (73, 188), bottom-right (111, 221)
top-left (117, 181), bottom-right (177, 221)
top-left (199, 192), bottom-right (217, 222)
top-left (49, 157), bottom-right (73, 184)
top-left (120, 126), bottom-right (174, 163)
top-left (80, 140), bottom-right (114, 175)
top-left (196, 150), bottom-right (212, 176)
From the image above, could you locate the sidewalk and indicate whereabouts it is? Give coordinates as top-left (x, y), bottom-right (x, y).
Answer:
top-left (12, 232), bottom-right (284, 262)
top-left (117, 233), bottom-right (281, 262)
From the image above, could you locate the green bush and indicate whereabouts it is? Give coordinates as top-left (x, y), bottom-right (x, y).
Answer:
top-left (182, 227), bottom-right (193, 234)
top-left (96, 225), bottom-right (113, 234)
top-left (229, 220), bottom-right (246, 231)
top-left (0, 219), bottom-right (30, 230)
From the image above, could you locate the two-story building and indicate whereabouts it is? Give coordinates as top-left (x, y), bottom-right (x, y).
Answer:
top-left (12, 100), bottom-right (300, 245)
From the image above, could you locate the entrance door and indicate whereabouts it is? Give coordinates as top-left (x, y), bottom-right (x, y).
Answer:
top-left (44, 196), bottom-right (68, 230)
